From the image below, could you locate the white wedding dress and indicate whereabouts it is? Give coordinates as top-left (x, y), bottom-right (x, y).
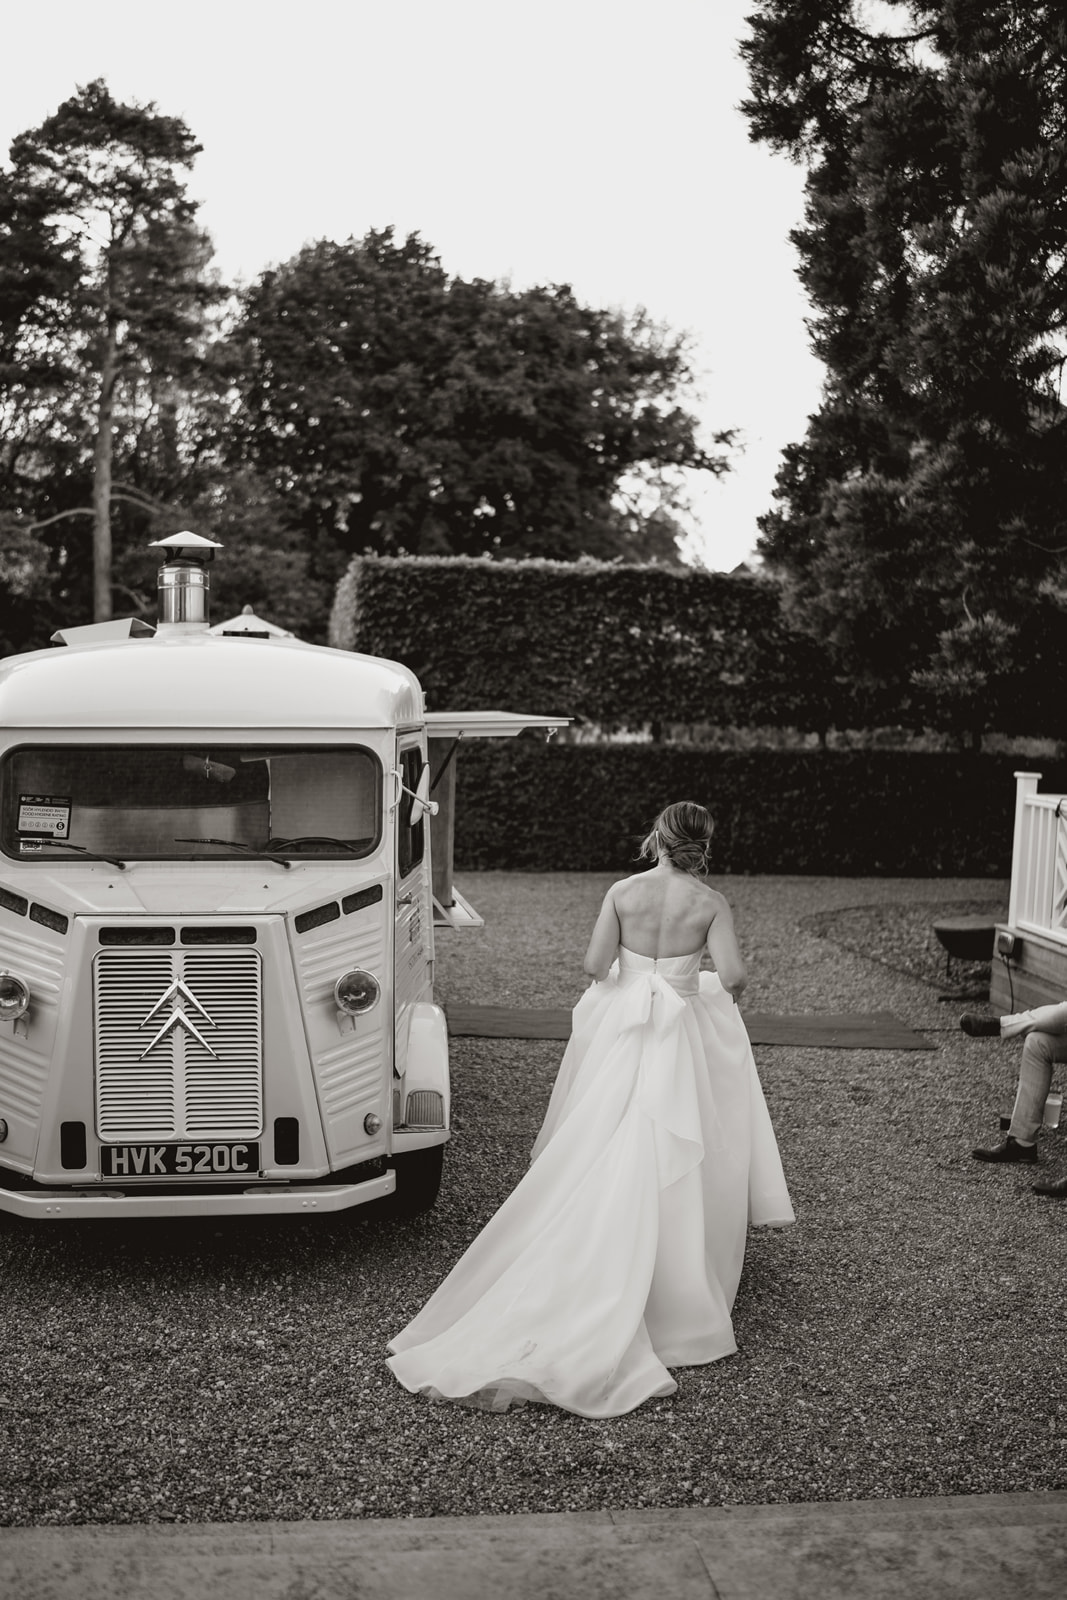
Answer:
top-left (387, 948), bottom-right (795, 1417)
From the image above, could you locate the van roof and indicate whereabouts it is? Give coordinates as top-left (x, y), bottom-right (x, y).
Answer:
top-left (0, 630), bottom-right (425, 730)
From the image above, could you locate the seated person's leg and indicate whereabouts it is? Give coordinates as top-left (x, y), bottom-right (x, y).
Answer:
top-left (1007, 1030), bottom-right (1067, 1143)
top-left (1002, 1000), bottom-right (1067, 1039)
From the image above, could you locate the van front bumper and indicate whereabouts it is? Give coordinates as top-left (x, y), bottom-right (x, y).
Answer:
top-left (0, 1168), bottom-right (396, 1221)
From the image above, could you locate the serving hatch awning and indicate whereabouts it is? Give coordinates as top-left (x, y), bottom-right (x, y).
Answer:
top-left (424, 711), bottom-right (567, 739)
top-left (425, 710), bottom-right (570, 928)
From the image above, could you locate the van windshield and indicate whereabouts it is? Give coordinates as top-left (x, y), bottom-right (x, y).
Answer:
top-left (0, 744), bottom-right (382, 863)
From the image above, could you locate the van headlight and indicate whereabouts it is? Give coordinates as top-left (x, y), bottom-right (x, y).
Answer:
top-left (0, 972), bottom-right (30, 1021)
top-left (334, 969), bottom-right (381, 1015)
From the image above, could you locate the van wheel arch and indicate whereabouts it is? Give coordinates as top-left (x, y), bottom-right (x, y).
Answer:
top-left (385, 1145), bottom-right (444, 1218)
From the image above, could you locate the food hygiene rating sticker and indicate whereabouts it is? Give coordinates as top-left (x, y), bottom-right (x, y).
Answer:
top-left (18, 794), bottom-right (72, 838)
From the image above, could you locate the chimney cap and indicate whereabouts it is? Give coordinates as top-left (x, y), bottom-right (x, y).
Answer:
top-left (149, 531), bottom-right (224, 557)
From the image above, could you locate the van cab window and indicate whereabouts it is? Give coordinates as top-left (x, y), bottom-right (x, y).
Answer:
top-left (0, 744), bottom-right (382, 862)
top-left (397, 746), bottom-right (425, 879)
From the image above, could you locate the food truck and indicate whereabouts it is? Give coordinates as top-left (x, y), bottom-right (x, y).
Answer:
top-left (0, 534), bottom-right (562, 1221)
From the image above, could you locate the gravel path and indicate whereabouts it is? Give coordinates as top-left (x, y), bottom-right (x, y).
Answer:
top-left (2, 871), bottom-right (1065, 1526)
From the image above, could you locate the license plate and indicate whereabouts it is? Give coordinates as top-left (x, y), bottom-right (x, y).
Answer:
top-left (100, 1141), bottom-right (261, 1178)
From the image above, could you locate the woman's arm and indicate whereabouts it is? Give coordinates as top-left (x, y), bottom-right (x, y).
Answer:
top-left (706, 897), bottom-right (747, 1003)
top-left (583, 886), bottom-right (621, 981)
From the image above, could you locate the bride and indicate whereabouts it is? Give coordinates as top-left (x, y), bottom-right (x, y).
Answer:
top-left (387, 801), bottom-right (795, 1417)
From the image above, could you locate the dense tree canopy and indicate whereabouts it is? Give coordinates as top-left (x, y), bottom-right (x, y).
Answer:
top-left (741, 2), bottom-right (1067, 739)
top-left (1, 87), bottom-right (733, 654)
top-left (2, 79), bottom-right (734, 652)
top-left (227, 229), bottom-right (732, 584)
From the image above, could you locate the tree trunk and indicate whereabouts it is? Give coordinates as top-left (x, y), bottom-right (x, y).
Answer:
top-left (92, 325), bottom-right (118, 622)
top-left (157, 379), bottom-right (180, 484)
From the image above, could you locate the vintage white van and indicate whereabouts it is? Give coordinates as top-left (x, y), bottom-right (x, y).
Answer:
top-left (0, 534), bottom-right (561, 1221)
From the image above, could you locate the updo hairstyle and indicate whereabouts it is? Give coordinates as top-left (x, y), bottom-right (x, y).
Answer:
top-left (638, 801), bottom-right (714, 876)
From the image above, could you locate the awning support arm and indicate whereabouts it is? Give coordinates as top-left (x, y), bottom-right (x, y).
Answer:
top-left (429, 734), bottom-right (463, 793)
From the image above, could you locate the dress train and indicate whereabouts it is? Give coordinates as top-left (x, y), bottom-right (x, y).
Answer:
top-left (387, 948), bottom-right (794, 1417)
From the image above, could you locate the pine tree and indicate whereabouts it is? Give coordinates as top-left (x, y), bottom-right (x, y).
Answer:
top-left (2, 80), bottom-right (222, 620)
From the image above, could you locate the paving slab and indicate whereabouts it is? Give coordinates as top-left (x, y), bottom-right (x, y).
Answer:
top-left (444, 1003), bottom-right (933, 1048)
top-left (2, 1493), bottom-right (1065, 1600)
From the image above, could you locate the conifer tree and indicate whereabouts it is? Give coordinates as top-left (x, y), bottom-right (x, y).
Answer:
top-left (741, 2), bottom-right (1067, 740)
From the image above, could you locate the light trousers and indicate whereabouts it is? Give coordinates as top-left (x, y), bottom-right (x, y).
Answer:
top-left (1003, 1004), bottom-right (1067, 1143)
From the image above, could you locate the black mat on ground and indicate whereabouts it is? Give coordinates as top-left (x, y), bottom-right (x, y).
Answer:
top-left (444, 1005), bottom-right (933, 1050)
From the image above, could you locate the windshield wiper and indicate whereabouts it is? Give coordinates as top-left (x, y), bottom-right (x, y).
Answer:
top-left (24, 840), bottom-right (126, 870)
top-left (174, 837), bottom-right (291, 868)
top-left (266, 836), bottom-right (364, 855)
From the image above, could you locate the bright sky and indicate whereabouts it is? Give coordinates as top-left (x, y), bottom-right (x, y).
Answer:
top-left (1, 0), bottom-right (824, 571)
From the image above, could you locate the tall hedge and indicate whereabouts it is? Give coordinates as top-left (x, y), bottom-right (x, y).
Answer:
top-left (330, 554), bottom-right (846, 732)
top-left (449, 742), bottom-right (1060, 876)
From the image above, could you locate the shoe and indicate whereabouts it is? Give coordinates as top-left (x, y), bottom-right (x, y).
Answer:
top-left (972, 1136), bottom-right (1038, 1163)
top-left (960, 1013), bottom-right (1001, 1038)
top-left (1032, 1174), bottom-right (1067, 1197)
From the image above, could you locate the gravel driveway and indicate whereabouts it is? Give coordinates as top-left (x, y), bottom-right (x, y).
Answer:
top-left (2, 871), bottom-right (1065, 1526)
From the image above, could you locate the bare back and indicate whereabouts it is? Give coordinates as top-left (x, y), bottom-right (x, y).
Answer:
top-left (583, 864), bottom-right (748, 999)
top-left (611, 869), bottom-right (720, 959)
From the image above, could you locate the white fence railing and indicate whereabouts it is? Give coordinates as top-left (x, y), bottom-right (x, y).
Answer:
top-left (1008, 772), bottom-right (1067, 944)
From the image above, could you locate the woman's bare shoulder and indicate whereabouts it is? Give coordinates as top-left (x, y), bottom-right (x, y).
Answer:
top-left (609, 871), bottom-right (651, 897)
top-left (694, 881), bottom-right (732, 914)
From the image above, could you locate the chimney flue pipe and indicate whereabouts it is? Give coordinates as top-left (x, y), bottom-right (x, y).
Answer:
top-left (148, 532), bottom-right (224, 628)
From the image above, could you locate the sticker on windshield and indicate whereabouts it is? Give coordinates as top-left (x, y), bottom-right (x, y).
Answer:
top-left (18, 794), bottom-right (72, 838)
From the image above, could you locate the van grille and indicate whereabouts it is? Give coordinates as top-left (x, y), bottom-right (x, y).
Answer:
top-left (94, 948), bottom-right (263, 1141)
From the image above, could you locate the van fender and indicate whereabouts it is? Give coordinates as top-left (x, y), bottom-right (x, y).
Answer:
top-left (397, 1001), bottom-right (450, 1133)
